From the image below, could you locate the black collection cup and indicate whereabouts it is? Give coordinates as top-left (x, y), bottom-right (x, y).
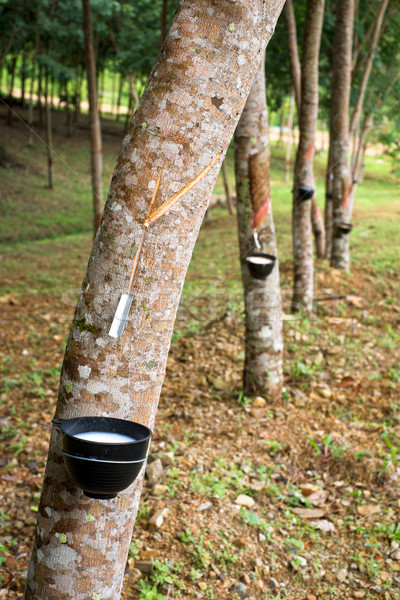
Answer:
top-left (338, 223), bottom-right (353, 235)
top-left (245, 253), bottom-right (276, 280)
top-left (298, 186), bottom-right (315, 201)
top-left (52, 416), bottom-right (152, 500)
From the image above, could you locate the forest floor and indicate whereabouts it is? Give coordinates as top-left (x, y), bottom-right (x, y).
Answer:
top-left (0, 106), bottom-right (400, 600)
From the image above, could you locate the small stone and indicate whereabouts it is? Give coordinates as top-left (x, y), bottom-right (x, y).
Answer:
top-left (228, 582), bottom-right (247, 599)
top-left (251, 480), bottom-right (265, 492)
top-left (135, 559), bottom-right (154, 574)
top-left (126, 567), bottom-right (142, 583)
top-left (353, 592), bottom-right (366, 599)
top-left (306, 595), bottom-right (318, 600)
top-left (318, 387), bottom-right (332, 398)
top-left (290, 555), bottom-right (307, 571)
top-left (336, 567), bottom-right (348, 582)
top-left (152, 484), bottom-right (167, 496)
top-left (252, 397), bottom-right (266, 407)
top-left (267, 577), bottom-right (279, 590)
top-left (391, 541), bottom-right (399, 552)
top-left (234, 494), bottom-right (255, 508)
top-left (149, 508), bottom-right (168, 529)
top-left (146, 459), bottom-right (163, 485)
top-left (391, 549), bottom-right (400, 560)
top-left (197, 501), bottom-right (213, 511)
top-left (158, 451), bottom-right (175, 466)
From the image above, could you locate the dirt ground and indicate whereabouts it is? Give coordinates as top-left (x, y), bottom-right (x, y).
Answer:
top-left (1, 256), bottom-right (400, 600)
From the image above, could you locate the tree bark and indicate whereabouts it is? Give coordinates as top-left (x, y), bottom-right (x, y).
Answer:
top-left (330, 0), bottom-right (354, 270)
top-left (7, 54), bottom-right (17, 125)
top-left (221, 159), bottom-right (234, 214)
top-left (284, 87), bottom-right (295, 182)
top-left (116, 73), bottom-right (123, 122)
top-left (45, 66), bottom-right (54, 189)
top-left (82, 0), bottom-right (103, 235)
top-left (291, 0), bottom-right (324, 315)
top-left (283, 0), bottom-right (301, 114)
top-left (234, 57), bottom-right (283, 399)
top-left (25, 2), bottom-right (285, 599)
top-left (350, 0), bottom-right (389, 161)
top-left (324, 144), bottom-right (333, 259)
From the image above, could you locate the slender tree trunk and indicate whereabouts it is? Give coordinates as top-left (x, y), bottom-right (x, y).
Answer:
top-left (65, 81), bottom-right (72, 137)
top-left (234, 57), bottom-right (283, 399)
top-left (350, 0), bottom-right (389, 143)
top-left (45, 66), bottom-right (54, 189)
top-left (284, 87), bottom-right (295, 182)
top-left (27, 60), bottom-right (37, 146)
top-left (124, 73), bottom-right (139, 131)
top-left (312, 196), bottom-right (325, 257)
top-left (160, 0), bottom-right (168, 47)
top-left (82, 0), bottom-right (103, 234)
top-left (7, 54), bottom-right (17, 125)
top-left (284, 0), bottom-right (325, 256)
top-left (277, 99), bottom-right (285, 147)
top-left (221, 159), bottom-right (234, 214)
top-left (116, 73), bottom-right (123, 122)
top-left (291, 0), bottom-right (324, 315)
top-left (25, 2), bottom-right (285, 598)
top-left (37, 63), bottom-right (43, 126)
top-left (330, 0), bottom-right (354, 270)
top-left (324, 145), bottom-right (334, 259)
top-left (283, 0), bottom-right (301, 114)
top-left (21, 50), bottom-right (27, 107)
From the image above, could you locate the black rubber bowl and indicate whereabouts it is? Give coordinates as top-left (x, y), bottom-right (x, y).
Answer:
top-left (298, 186), bottom-right (315, 201)
top-left (245, 253), bottom-right (276, 280)
top-left (62, 451), bottom-right (146, 499)
top-left (338, 222), bottom-right (353, 235)
top-left (52, 416), bottom-right (152, 461)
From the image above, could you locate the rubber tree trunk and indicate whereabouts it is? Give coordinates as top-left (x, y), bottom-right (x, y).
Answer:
top-left (44, 67), bottom-right (54, 189)
top-left (7, 54), bottom-right (17, 125)
top-left (330, 0), bottom-right (354, 270)
top-left (116, 73), bottom-right (123, 121)
top-left (324, 144), bottom-right (334, 259)
top-left (349, 0), bottom-right (389, 148)
top-left (221, 159), bottom-right (234, 214)
top-left (24, 2), bottom-right (285, 599)
top-left (27, 62), bottom-right (36, 147)
top-left (283, 0), bottom-right (325, 256)
top-left (82, 0), bottom-right (103, 235)
top-left (234, 57), bottom-right (283, 399)
top-left (284, 86), bottom-right (295, 182)
top-left (283, 0), bottom-right (301, 114)
top-left (291, 0), bottom-right (324, 315)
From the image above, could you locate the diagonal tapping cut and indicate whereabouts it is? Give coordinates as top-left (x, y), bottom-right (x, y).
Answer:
top-left (109, 152), bottom-right (222, 339)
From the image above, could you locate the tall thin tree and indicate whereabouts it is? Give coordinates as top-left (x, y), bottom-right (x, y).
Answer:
top-left (25, 2), bottom-right (286, 598)
top-left (234, 56), bottom-right (283, 399)
top-left (330, 0), bottom-right (355, 270)
top-left (82, 0), bottom-right (103, 235)
top-left (291, 0), bottom-right (325, 315)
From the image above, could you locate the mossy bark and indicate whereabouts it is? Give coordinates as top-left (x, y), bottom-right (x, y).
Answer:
top-left (24, 1), bottom-right (285, 598)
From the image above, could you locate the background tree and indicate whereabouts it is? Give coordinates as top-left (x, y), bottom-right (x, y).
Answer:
top-left (24, 1), bottom-right (286, 598)
top-left (329, 0), bottom-right (354, 270)
top-left (234, 56), bottom-right (283, 400)
top-left (291, 0), bottom-right (325, 315)
top-left (82, 0), bottom-right (103, 235)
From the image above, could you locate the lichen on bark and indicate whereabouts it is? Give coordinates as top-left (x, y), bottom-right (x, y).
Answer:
top-left (25, 1), bottom-right (286, 599)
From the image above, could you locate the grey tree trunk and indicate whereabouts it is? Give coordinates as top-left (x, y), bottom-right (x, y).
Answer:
top-left (284, 87), bottom-right (295, 182)
top-left (45, 66), bottom-right (54, 189)
top-left (221, 159), bottom-right (234, 215)
top-left (82, 0), bottom-right (103, 235)
top-left (24, 1), bottom-right (285, 598)
top-left (291, 0), bottom-right (325, 315)
top-left (330, 0), bottom-right (355, 270)
top-left (283, 0), bottom-right (301, 114)
top-left (234, 57), bottom-right (283, 399)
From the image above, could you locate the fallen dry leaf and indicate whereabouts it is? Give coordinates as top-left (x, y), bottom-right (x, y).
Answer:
top-left (356, 504), bottom-right (381, 517)
top-left (293, 508), bottom-right (326, 519)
